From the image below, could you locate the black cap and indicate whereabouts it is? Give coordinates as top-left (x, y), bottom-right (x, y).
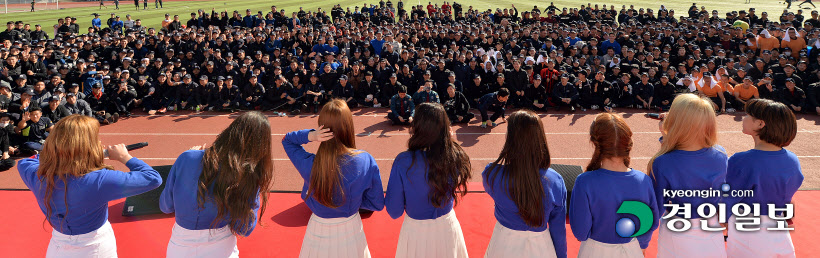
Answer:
top-left (340, 75), bottom-right (349, 80)
top-left (23, 87), bottom-right (35, 95)
top-left (49, 96), bottom-right (61, 102)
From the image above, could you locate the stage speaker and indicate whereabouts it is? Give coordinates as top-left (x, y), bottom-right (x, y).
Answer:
top-left (550, 164), bottom-right (585, 211)
top-left (122, 165), bottom-right (172, 216)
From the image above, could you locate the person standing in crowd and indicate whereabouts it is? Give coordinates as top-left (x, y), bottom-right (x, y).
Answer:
top-left (649, 93), bottom-right (727, 258)
top-left (283, 99), bottom-right (384, 258)
top-left (441, 84), bottom-right (473, 123)
top-left (724, 99), bottom-right (802, 258)
top-left (571, 113), bottom-right (659, 257)
top-left (389, 86), bottom-right (414, 125)
top-left (385, 102), bottom-right (471, 258)
top-left (18, 115), bottom-right (161, 257)
top-left (477, 88), bottom-right (509, 128)
top-left (161, 112), bottom-right (273, 257)
top-left (483, 110), bottom-right (567, 258)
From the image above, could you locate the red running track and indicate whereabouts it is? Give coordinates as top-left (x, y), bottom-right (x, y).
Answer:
top-left (1, 109), bottom-right (818, 190)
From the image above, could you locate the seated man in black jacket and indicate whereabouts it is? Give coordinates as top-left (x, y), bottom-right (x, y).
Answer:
top-left (525, 75), bottom-right (549, 111)
top-left (652, 75), bottom-right (676, 111)
top-left (478, 88), bottom-right (509, 128)
top-left (42, 96), bottom-right (70, 123)
top-left (0, 113), bottom-right (15, 170)
top-left (780, 78), bottom-right (806, 113)
top-left (85, 83), bottom-right (119, 124)
top-left (808, 81), bottom-right (820, 115)
top-left (441, 83), bottom-right (474, 123)
top-left (354, 71), bottom-right (380, 107)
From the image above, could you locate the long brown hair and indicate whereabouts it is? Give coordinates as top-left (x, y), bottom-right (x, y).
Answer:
top-left (586, 113), bottom-right (633, 171)
top-left (309, 99), bottom-right (360, 208)
top-left (38, 115), bottom-right (113, 228)
top-left (407, 103), bottom-right (471, 208)
top-left (485, 110), bottom-right (551, 228)
top-left (199, 111), bottom-right (273, 236)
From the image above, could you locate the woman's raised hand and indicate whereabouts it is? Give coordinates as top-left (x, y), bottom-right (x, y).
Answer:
top-left (308, 127), bottom-right (334, 142)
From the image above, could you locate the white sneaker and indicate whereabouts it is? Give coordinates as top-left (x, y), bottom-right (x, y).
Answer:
top-left (727, 108), bottom-right (736, 113)
top-left (168, 106), bottom-right (175, 111)
top-left (373, 103), bottom-right (382, 108)
top-left (591, 105), bottom-right (599, 110)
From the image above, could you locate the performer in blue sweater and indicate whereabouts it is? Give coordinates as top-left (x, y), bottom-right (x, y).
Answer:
top-left (570, 113), bottom-right (659, 258)
top-left (385, 103), bottom-right (471, 258)
top-left (283, 99), bottom-right (385, 258)
top-left (725, 99), bottom-right (803, 258)
top-left (649, 93), bottom-right (728, 258)
top-left (483, 110), bottom-right (567, 258)
top-left (18, 114), bottom-right (161, 257)
top-left (160, 111), bottom-right (273, 258)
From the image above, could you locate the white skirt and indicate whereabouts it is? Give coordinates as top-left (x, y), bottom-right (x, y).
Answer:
top-left (46, 220), bottom-right (117, 258)
top-left (395, 209), bottom-right (468, 258)
top-left (299, 213), bottom-right (370, 258)
top-left (727, 216), bottom-right (795, 258)
top-left (578, 238), bottom-right (642, 258)
top-left (166, 222), bottom-right (239, 258)
top-left (657, 216), bottom-right (727, 258)
top-left (484, 221), bottom-right (557, 258)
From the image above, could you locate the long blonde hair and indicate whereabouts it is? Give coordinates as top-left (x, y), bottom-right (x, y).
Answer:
top-left (647, 94), bottom-right (718, 178)
top-left (38, 115), bottom-right (113, 227)
top-left (309, 99), bottom-right (361, 208)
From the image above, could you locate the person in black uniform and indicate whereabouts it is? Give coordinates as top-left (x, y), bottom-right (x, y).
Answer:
top-left (85, 83), bottom-right (118, 124)
top-left (206, 76), bottom-right (238, 112)
top-left (42, 96), bottom-right (70, 123)
top-left (332, 75), bottom-right (355, 107)
top-left (380, 73), bottom-right (402, 107)
top-left (14, 107), bottom-right (52, 153)
top-left (304, 73), bottom-right (326, 113)
top-left (264, 74), bottom-right (294, 112)
top-left (478, 88), bottom-right (509, 128)
top-left (780, 78), bottom-right (806, 113)
top-left (0, 113), bottom-right (15, 170)
top-left (525, 75), bottom-right (549, 111)
top-left (355, 71), bottom-right (380, 107)
top-left (110, 79), bottom-right (137, 116)
top-left (239, 74), bottom-right (265, 110)
top-left (441, 83), bottom-right (473, 123)
top-left (652, 74), bottom-right (676, 111)
top-left (552, 74), bottom-right (579, 112)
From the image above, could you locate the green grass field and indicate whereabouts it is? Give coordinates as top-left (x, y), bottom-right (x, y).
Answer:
top-left (0, 0), bottom-right (813, 31)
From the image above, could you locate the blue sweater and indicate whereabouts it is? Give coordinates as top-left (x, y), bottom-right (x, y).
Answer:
top-left (570, 169), bottom-right (659, 249)
top-left (18, 156), bottom-right (161, 235)
top-left (724, 149), bottom-right (803, 217)
top-left (652, 146), bottom-right (728, 219)
top-left (159, 150), bottom-right (261, 237)
top-left (482, 164), bottom-right (567, 258)
top-left (385, 150), bottom-right (455, 220)
top-left (282, 129), bottom-right (385, 218)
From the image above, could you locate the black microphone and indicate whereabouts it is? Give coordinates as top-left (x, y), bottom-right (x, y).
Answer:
top-left (104, 142), bottom-right (149, 157)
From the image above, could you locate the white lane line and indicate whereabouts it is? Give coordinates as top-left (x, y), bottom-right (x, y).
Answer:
top-left (134, 156), bottom-right (820, 161)
top-left (99, 130), bottom-right (820, 136)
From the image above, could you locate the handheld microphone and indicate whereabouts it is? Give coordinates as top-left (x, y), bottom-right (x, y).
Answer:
top-left (647, 113), bottom-right (663, 120)
top-left (104, 142), bottom-right (149, 157)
